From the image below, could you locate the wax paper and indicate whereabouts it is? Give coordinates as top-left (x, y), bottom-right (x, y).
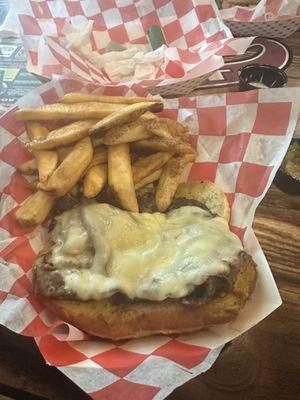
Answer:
top-left (0, 79), bottom-right (299, 399)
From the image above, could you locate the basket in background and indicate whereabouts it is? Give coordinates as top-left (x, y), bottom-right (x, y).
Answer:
top-left (225, 15), bottom-right (300, 38)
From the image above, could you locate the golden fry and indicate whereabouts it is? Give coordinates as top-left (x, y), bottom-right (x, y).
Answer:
top-left (107, 143), bottom-right (138, 212)
top-left (83, 164), bottom-right (107, 198)
top-left (16, 159), bottom-right (38, 175)
top-left (38, 137), bottom-right (93, 197)
top-left (92, 137), bottom-right (104, 147)
top-left (132, 136), bottom-right (193, 155)
top-left (155, 157), bottom-right (187, 212)
top-left (180, 150), bottom-right (198, 163)
top-left (15, 191), bottom-right (55, 227)
top-left (59, 92), bottom-right (159, 105)
top-left (89, 146), bottom-right (107, 168)
top-left (57, 145), bottom-right (74, 162)
top-left (26, 120), bottom-right (97, 150)
top-left (26, 121), bottom-right (49, 140)
top-left (13, 92), bottom-right (199, 222)
top-left (36, 150), bottom-right (59, 182)
top-left (135, 169), bottom-right (162, 190)
top-left (161, 118), bottom-right (190, 143)
top-left (26, 122), bottom-right (58, 182)
top-left (102, 121), bottom-right (151, 145)
top-left (132, 152), bottom-right (172, 184)
top-left (15, 102), bottom-right (126, 121)
top-left (89, 101), bottom-right (163, 135)
top-left (139, 111), bottom-right (157, 122)
top-left (144, 118), bottom-right (172, 139)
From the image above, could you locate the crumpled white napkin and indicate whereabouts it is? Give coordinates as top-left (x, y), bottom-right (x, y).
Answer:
top-left (63, 20), bottom-right (164, 82)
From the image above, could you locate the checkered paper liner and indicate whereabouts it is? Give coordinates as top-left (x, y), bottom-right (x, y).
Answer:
top-left (221, 0), bottom-right (300, 38)
top-left (0, 79), bottom-right (299, 400)
top-left (12, 0), bottom-right (254, 95)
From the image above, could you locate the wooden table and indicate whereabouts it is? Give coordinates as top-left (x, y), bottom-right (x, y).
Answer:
top-left (0, 32), bottom-right (299, 400)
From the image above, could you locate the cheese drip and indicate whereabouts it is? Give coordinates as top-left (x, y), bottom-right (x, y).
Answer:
top-left (49, 203), bottom-right (243, 301)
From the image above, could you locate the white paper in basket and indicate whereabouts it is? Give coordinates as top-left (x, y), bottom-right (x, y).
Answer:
top-left (11, 0), bottom-right (255, 88)
top-left (0, 81), bottom-right (299, 400)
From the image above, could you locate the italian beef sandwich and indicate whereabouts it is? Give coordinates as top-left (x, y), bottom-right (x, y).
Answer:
top-left (33, 181), bottom-right (257, 339)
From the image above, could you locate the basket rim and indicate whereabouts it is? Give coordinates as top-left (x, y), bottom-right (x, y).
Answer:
top-left (224, 14), bottom-right (300, 24)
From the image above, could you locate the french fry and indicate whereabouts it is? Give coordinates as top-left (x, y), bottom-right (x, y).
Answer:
top-left (155, 157), bottom-right (187, 212)
top-left (15, 191), bottom-right (55, 227)
top-left (144, 118), bottom-right (172, 139)
top-left (38, 137), bottom-right (93, 197)
top-left (132, 137), bottom-right (194, 155)
top-left (132, 152), bottom-right (172, 184)
top-left (102, 121), bottom-right (151, 145)
top-left (181, 150), bottom-right (198, 163)
top-left (140, 114), bottom-right (190, 142)
top-left (37, 151), bottom-right (59, 182)
top-left (15, 102), bottom-right (126, 121)
top-left (92, 137), bottom-right (104, 147)
top-left (26, 121), bottom-right (49, 140)
top-left (139, 111), bottom-right (157, 122)
top-left (89, 101), bottom-right (163, 136)
top-left (26, 120), bottom-right (97, 150)
top-left (135, 169), bottom-right (162, 190)
top-left (89, 146), bottom-right (107, 168)
top-left (166, 139), bottom-right (195, 156)
top-left (102, 114), bottom-right (173, 144)
top-left (59, 92), bottom-right (159, 105)
top-left (161, 118), bottom-right (190, 143)
top-left (16, 159), bottom-right (38, 175)
top-left (83, 164), bottom-right (107, 198)
top-left (107, 143), bottom-right (138, 212)
top-left (17, 151), bottom-right (57, 182)
top-left (26, 122), bottom-right (59, 182)
top-left (57, 145), bottom-right (74, 162)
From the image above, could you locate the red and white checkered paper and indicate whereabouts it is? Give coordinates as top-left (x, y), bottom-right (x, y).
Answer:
top-left (12, 0), bottom-right (254, 88)
top-left (0, 79), bottom-right (299, 400)
top-left (221, 0), bottom-right (300, 21)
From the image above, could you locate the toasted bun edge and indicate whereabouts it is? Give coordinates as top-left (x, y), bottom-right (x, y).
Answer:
top-left (37, 254), bottom-right (257, 340)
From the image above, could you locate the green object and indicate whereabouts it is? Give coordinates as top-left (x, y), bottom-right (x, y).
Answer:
top-left (0, 67), bottom-right (19, 82)
top-left (147, 25), bottom-right (166, 50)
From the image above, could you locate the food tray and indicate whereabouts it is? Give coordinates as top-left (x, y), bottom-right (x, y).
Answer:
top-left (225, 15), bottom-right (300, 38)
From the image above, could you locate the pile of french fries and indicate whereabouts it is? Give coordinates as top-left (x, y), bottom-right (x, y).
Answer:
top-left (14, 93), bottom-right (197, 227)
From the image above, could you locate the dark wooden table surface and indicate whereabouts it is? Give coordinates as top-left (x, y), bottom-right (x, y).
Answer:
top-left (0, 32), bottom-right (299, 400)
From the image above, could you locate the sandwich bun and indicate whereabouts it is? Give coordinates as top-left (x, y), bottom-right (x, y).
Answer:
top-left (34, 181), bottom-right (257, 340)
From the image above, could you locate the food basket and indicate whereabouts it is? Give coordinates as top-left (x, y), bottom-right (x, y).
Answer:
top-left (225, 15), bottom-right (300, 38)
top-left (220, 0), bottom-right (300, 38)
top-left (0, 78), bottom-right (299, 400)
top-left (147, 71), bottom-right (214, 96)
top-left (12, 0), bottom-right (255, 97)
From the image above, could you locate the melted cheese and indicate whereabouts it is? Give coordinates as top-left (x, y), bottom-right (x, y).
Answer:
top-left (49, 203), bottom-right (242, 301)
top-left (50, 208), bottom-right (92, 269)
